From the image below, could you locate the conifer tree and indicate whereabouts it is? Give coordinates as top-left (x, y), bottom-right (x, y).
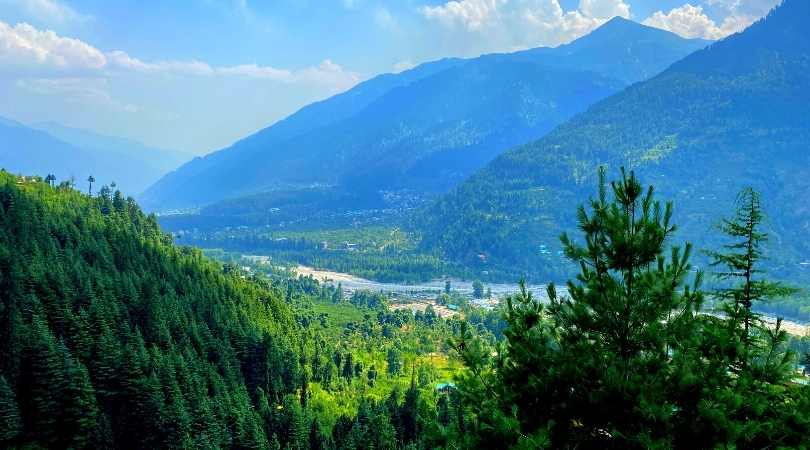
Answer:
top-left (452, 168), bottom-right (709, 448)
top-left (0, 375), bottom-right (21, 445)
top-left (58, 343), bottom-right (101, 448)
top-left (708, 188), bottom-right (795, 369)
top-left (23, 316), bottom-right (65, 446)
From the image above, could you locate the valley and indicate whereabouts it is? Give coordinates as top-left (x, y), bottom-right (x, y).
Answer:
top-left (4, 1), bottom-right (810, 448)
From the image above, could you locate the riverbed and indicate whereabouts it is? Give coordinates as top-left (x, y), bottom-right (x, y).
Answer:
top-left (294, 265), bottom-right (809, 335)
top-left (295, 265), bottom-right (553, 305)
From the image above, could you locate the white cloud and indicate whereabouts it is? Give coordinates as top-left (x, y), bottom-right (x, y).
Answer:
top-left (643, 0), bottom-right (781, 40)
top-left (642, 4), bottom-right (721, 39)
top-left (420, 0), bottom-right (504, 31)
top-left (106, 51), bottom-right (216, 76)
top-left (217, 63), bottom-right (293, 80)
top-left (579, 0), bottom-right (629, 20)
top-left (295, 59), bottom-right (360, 91)
top-left (706, 0), bottom-right (781, 18)
top-left (217, 59), bottom-right (359, 90)
top-left (419, 0), bottom-right (631, 51)
top-left (0, 20), bottom-right (359, 92)
top-left (0, 0), bottom-right (90, 26)
top-left (0, 21), bottom-right (105, 71)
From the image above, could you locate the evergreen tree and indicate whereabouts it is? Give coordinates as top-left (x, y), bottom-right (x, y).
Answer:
top-left (308, 419), bottom-right (326, 450)
top-left (386, 347), bottom-right (402, 376)
top-left (472, 280), bottom-right (484, 299)
top-left (58, 344), bottom-right (101, 449)
top-left (708, 187), bottom-right (795, 369)
top-left (0, 375), bottom-right (21, 445)
top-left (452, 168), bottom-right (715, 448)
top-left (22, 315), bottom-right (65, 446)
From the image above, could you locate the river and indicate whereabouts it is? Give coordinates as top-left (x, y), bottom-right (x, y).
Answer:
top-left (294, 265), bottom-right (809, 335)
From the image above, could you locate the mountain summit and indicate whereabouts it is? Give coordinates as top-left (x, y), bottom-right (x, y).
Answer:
top-left (416, 0), bottom-right (810, 282)
top-left (141, 19), bottom-right (708, 214)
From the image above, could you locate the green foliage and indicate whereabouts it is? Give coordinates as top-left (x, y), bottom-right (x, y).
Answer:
top-left (708, 188), bottom-right (797, 367)
top-left (12, 166), bottom-right (809, 449)
top-left (175, 226), bottom-right (467, 283)
top-left (0, 173), bottom-right (301, 448)
top-left (450, 170), bottom-right (810, 448)
top-left (0, 376), bottom-right (21, 445)
top-left (472, 280), bottom-right (484, 299)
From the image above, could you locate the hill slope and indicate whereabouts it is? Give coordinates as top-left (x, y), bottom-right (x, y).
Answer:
top-left (0, 119), bottom-right (188, 194)
top-left (417, 0), bottom-right (810, 283)
top-left (0, 172), bottom-right (302, 448)
top-left (141, 18), bottom-right (708, 212)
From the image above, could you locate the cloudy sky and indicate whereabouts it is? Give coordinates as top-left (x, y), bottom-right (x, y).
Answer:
top-left (0, 0), bottom-right (781, 155)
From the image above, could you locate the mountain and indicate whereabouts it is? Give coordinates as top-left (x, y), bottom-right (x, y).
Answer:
top-left (0, 172), bottom-right (302, 448)
top-left (31, 122), bottom-right (190, 175)
top-left (0, 119), bottom-right (189, 194)
top-left (141, 19), bottom-right (709, 212)
top-left (416, 0), bottom-right (810, 283)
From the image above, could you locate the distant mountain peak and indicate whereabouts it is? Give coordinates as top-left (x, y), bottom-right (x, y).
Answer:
top-left (580, 15), bottom-right (708, 43)
top-left (141, 16), bottom-right (709, 211)
top-left (601, 15), bottom-right (634, 27)
top-left (414, 0), bottom-right (810, 283)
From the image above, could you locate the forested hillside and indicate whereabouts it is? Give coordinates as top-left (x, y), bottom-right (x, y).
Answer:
top-left (417, 0), bottom-right (810, 284)
top-left (3, 168), bottom-right (810, 448)
top-left (0, 171), bottom-right (479, 449)
top-left (141, 18), bottom-right (708, 212)
top-left (0, 171), bottom-right (304, 448)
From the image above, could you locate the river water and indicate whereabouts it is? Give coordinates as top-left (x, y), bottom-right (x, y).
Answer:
top-left (294, 265), bottom-right (809, 335)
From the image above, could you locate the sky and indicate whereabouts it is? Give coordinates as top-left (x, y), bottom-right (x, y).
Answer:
top-left (0, 0), bottom-right (782, 155)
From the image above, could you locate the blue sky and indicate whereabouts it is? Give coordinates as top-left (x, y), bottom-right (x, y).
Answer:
top-left (0, 0), bottom-right (781, 154)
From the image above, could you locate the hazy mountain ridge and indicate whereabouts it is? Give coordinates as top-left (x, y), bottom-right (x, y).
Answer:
top-left (416, 0), bottom-right (810, 283)
top-left (31, 122), bottom-right (190, 175)
top-left (0, 119), bottom-right (189, 194)
top-left (141, 19), bottom-right (709, 212)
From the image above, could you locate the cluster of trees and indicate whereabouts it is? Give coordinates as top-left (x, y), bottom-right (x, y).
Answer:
top-left (175, 227), bottom-right (460, 284)
top-left (0, 173), bottom-right (470, 449)
top-left (449, 170), bottom-right (810, 448)
top-left (0, 172), bottom-right (313, 448)
top-left (349, 290), bottom-right (388, 310)
top-left (5, 168), bottom-right (809, 449)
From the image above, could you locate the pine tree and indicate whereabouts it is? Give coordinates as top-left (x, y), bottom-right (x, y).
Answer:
top-left (23, 316), bottom-right (65, 446)
top-left (309, 419), bottom-right (326, 450)
top-left (708, 188), bottom-right (795, 370)
top-left (269, 434), bottom-right (281, 450)
top-left (0, 375), bottom-right (21, 445)
top-left (452, 168), bottom-right (711, 448)
top-left (59, 346), bottom-right (101, 449)
top-left (400, 368), bottom-right (420, 445)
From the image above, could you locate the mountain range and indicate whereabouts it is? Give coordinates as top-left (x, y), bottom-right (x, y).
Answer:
top-left (141, 18), bottom-right (709, 213)
top-left (416, 0), bottom-right (810, 283)
top-left (0, 119), bottom-right (189, 195)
